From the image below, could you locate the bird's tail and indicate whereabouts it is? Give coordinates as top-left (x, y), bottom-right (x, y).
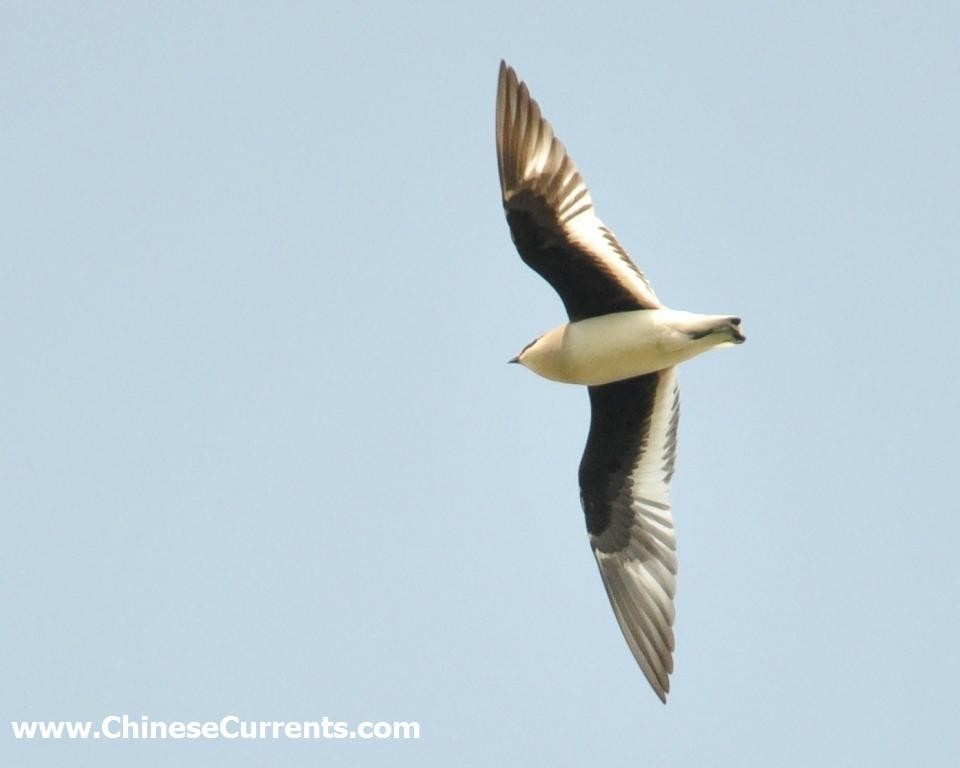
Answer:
top-left (686, 315), bottom-right (746, 346)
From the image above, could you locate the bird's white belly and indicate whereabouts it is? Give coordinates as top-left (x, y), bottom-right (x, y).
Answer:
top-left (523, 309), bottom-right (734, 386)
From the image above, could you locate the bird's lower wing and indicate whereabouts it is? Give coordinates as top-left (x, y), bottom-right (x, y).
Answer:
top-left (579, 367), bottom-right (680, 701)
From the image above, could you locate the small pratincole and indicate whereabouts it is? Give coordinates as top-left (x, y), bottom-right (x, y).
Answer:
top-left (496, 61), bottom-right (745, 702)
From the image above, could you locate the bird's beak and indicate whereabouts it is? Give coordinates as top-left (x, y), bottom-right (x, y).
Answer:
top-left (508, 356), bottom-right (520, 364)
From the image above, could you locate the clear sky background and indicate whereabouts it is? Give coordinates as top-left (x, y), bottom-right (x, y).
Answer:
top-left (3, 2), bottom-right (958, 766)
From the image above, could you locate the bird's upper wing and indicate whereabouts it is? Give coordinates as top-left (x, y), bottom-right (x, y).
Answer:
top-left (579, 367), bottom-right (680, 702)
top-left (496, 61), bottom-right (661, 321)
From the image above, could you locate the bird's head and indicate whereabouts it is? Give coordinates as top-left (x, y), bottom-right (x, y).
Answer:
top-left (508, 336), bottom-right (541, 367)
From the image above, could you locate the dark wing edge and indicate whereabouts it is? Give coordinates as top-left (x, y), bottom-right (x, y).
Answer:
top-left (496, 61), bottom-right (661, 320)
top-left (579, 367), bottom-right (680, 702)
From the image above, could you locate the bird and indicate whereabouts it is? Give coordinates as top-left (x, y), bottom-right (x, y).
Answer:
top-left (496, 60), bottom-right (745, 702)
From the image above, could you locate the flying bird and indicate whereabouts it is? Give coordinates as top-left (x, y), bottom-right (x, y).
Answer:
top-left (496, 61), bottom-right (745, 702)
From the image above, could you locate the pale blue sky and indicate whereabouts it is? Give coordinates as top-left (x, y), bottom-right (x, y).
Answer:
top-left (3, 2), bottom-right (958, 766)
